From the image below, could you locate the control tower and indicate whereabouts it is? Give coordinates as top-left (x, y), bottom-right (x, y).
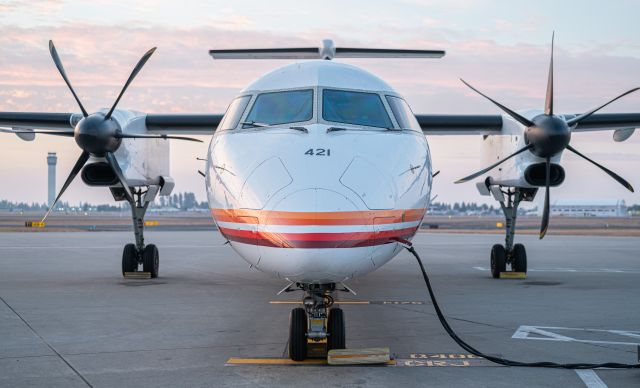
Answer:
top-left (47, 152), bottom-right (57, 208)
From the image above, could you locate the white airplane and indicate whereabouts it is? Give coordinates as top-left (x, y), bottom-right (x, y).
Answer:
top-left (1, 37), bottom-right (638, 361)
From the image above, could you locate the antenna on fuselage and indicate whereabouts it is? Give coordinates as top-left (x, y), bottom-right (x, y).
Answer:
top-left (209, 39), bottom-right (445, 61)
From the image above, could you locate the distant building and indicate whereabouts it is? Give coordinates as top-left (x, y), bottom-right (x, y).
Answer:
top-left (546, 199), bottom-right (628, 217)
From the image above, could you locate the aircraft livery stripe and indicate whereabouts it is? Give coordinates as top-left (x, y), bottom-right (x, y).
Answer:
top-left (218, 226), bottom-right (419, 249)
top-left (215, 220), bottom-right (422, 233)
top-left (211, 208), bottom-right (426, 225)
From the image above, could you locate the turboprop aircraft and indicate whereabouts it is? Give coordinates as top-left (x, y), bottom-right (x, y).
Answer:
top-left (1, 37), bottom-right (638, 360)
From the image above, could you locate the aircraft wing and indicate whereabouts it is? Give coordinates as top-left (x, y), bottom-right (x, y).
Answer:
top-left (145, 114), bottom-right (223, 135)
top-left (0, 112), bottom-right (223, 136)
top-left (0, 112), bottom-right (80, 130)
top-left (416, 115), bottom-right (503, 135)
top-left (3, 111), bottom-right (639, 138)
top-left (559, 113), bottom-right (640, 132)
top-left (417, 113), bottom-right (640, 139)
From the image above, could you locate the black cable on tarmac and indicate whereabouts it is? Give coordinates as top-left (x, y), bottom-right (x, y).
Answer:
top-left (396, 239), bottom-right (640, 369)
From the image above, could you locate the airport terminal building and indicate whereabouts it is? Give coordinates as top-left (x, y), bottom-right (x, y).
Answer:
top-left (547, 199), bottom-right (628, 217)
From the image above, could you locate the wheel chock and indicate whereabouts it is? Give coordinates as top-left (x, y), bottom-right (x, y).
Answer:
top-left (123, 272), bottom-right (151, 279)
top-left (499, 272), bottom-right (526, 279)
top-left (327, 347), bottom-right (391, 365)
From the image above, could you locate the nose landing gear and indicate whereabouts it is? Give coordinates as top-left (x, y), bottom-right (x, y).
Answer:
top-left (288, 283), bottom-right (345, 361)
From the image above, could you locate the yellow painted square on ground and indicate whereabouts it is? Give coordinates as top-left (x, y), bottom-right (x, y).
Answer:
top-left (499, 272), bottom-right (526, 279)
top-left (123, 272), bottom-right (151, 279)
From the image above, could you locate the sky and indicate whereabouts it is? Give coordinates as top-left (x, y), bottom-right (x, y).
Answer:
top-left (1, 0), bottom-right (640, 207)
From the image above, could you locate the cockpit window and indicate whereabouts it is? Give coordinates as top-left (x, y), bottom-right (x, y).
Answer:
top-left (220, 95), bottom-right (251, 130)
top-left (322, 89), bottom-right (393, 129)
top-left (385, 95), bottom-right (421, 132)
top-left (244, 89), bottom-right (313, 127)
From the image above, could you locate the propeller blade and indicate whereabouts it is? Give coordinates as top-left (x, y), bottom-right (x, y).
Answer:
top-left (544, 32), bottom-right (554, 115)
top-left (105, 47), bottom-right (157, 119)
top-left (460, 79), bottom-right (535, 127)
top-left (115, 133), bottom-right (203, 143)
top-left (41, 151), bottom-right (90, 222)
top-left (566, 144), bottom-right (634, 192)
top-left (48, 40), bottom-right (89, 117)
top-left (105, 152), bottom-right (134, 202)
top-left (566, 87), bottom-right (640, 127)
top-left (455, 144), bottom-right (533, 184)
top-left (0, 128), bottom-right (75, 137)
top-left (539, 157), bottom-right (551, 239)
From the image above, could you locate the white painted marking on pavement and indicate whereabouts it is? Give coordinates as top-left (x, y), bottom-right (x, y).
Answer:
top-left (512, 325), bottom-right (640, 346)
top-left (575, 370), bottom-right (607, 388)
top-left (473, 266), bottom-right (640, 274)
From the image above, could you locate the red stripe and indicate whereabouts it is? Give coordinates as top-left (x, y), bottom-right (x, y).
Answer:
top-left (218, 226), bottom-right (419, 249)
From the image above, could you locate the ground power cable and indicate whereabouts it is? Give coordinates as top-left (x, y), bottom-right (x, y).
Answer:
top-left (394, 238), bottom-right (640, 369)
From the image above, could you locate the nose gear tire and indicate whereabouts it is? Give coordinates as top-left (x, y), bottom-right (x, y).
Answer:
top-left (289, 307), bottom-right (308, 361)
top-left (327, 307), bottom-right (346, 351)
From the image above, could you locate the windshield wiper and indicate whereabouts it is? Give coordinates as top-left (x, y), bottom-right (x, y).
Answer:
top-left (327, 126), bottom-right (363, 133)
top-left (241, 121), bottom-right (270, 128)
top-left (289, 126), bottom-right (308, 133)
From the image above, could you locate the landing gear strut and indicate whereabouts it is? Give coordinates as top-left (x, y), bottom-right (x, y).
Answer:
top-left (288, 283), bottom-right (345, 361)
top-left (117, 186), bottom-right (159, 278)
top-left (492, 188), bottom-right (533, 278)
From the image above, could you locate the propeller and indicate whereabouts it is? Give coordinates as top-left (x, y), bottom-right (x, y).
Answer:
top-left (39, 41), bottom-right (203, 222)
top-left (456, 33), bottom-right (636, 239)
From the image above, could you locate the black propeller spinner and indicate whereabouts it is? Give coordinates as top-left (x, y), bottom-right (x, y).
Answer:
top-left (455, 33), bottom-right (636, 239)
top-left (36, 41), bottom-right (202, 222)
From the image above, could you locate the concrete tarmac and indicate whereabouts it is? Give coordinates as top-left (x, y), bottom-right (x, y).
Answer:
top-left (0, 231), bottom-right (639, 387)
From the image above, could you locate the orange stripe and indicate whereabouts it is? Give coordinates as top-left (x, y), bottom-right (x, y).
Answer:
top-left (212, 208), bottom-right (425, 225)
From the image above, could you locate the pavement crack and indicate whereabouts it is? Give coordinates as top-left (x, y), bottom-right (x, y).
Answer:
top-left (0, 295), bottom-right (93, 388)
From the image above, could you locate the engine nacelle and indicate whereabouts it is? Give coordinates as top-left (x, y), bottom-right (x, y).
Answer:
top-left (524, 162), bottom-right (565, 187)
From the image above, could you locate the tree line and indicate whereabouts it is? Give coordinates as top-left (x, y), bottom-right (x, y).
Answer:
top-left (0, 192), bottom-right (209, 212)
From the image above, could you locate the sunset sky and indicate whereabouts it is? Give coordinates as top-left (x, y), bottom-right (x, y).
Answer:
top-left (1, 0), bottom-right (639, 207)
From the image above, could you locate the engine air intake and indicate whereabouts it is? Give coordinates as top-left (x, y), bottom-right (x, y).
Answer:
top-left (81, 163), bottom-right (119, 186)
top-left (524, 163), bottom-right (565, 187)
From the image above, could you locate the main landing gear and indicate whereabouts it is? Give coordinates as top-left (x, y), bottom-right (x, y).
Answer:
top-left (491, 187), bottom-right (536, 279)
top-left (288, 283), bottom-right (346, 361)
top-left (116, 185), bottom-right (160, 278)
